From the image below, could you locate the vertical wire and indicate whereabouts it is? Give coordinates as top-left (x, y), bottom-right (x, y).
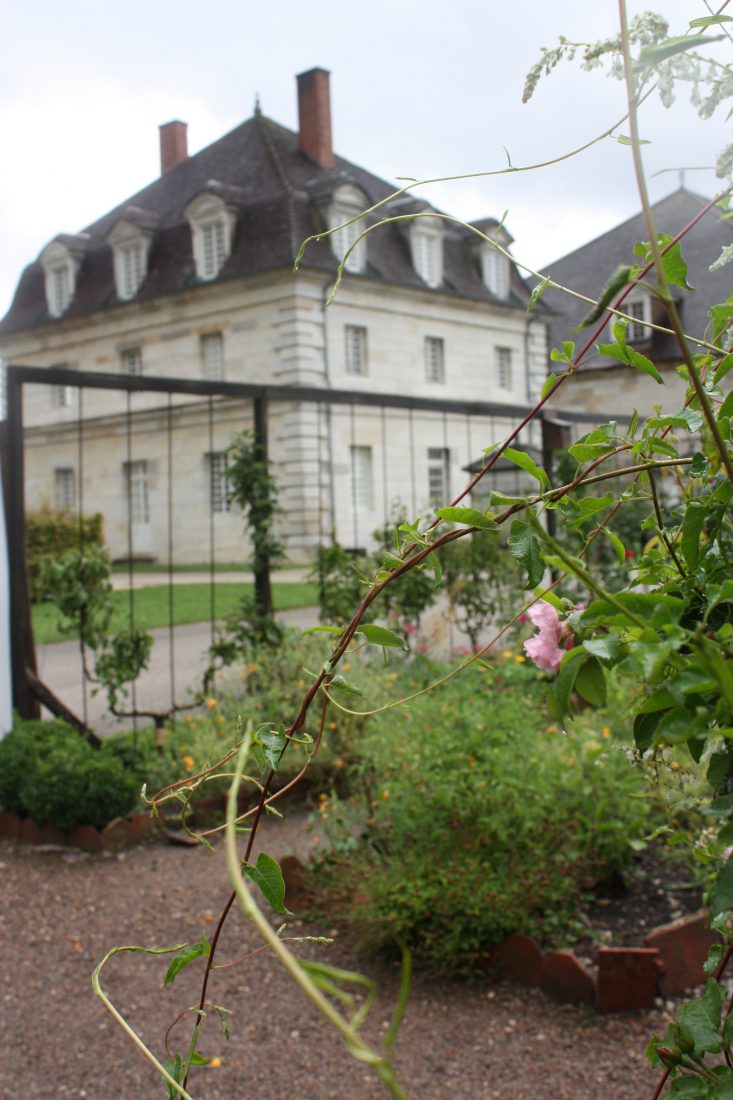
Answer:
top-left (317, 402), bottom-right (324, 550)
top-left (349, 403), bottom-right (358, 550)
top-left (167, 394), bottom-right (175, 711)
top-left (76, 386), bottom-right (88, 728)
top-left (208, 396), bottom-right (216, 663)
top-left (125, 390), bottom-right (137, 731)
top-left (442, 410), bottom-right (449, 503)
top-left (408, 408), bottom-right (417, 517)
top-left (380, 405), bottom-right (388, 532)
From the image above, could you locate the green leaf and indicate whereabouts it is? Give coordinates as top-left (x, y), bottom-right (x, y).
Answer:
top-left (242, 852), bottom-right (289, 913)
top-left (328, 674), bottom-right (364, 698)
top-left (568, 423), bottom-right (618, 464)
top-left (689, 14), bottom-right (733, 26)
top-left (488, 489), bottom-right (528, 507)
top-left (677, 978), bottom-right (724, 1055)
top-left (502, 447), bottom-right (550, 490)
top-left (435, 506), bottom-right (497, 530)
top-left (680, 500), bottom-right (707, 571)
top-left (600, 527), bottom-right (626, 563)
top-left (582, 634), bottom-right (622, 662)
top-left (507, 521), bottom-right (544, 590)
top-left (638, 35), bottom-right (723, 65)
top-left (253, 725), bottom-right (287, 773)
top-left (648, 408), bottom-right (704, 433)
top-left (714, 353), bottom-right (733, 385)
top-left (616, 134), bottom-right (651, 146)
top-left (628, 409), bottom-right (639, 438)
top-left (718, 390), bottom-right (733, 421)
top-left (541, 371), bottom-right (565, 399)
top-left (356, 624), bottom-right (408, 650)
top-left (713, 859), bottom-right (733, 918)
top-left (708, 751), bottom-right (733, 791)
top-left (189, 1051), bottom-right (210, 1066)
top-left (634, 710), bottom-right (662, 752)
top-left (574, 656), bottom-right (607, 706)
top-left (164, 1055), bottom-right (183, 1100)
top-left (163, 937), bottom-right (211, 987)
top-left (658, 235), bottom-right (694, 291)
top-left (302, 624), bottom-right (343, 635)
top-left (574, 265), bottom-right (633, 330)
top-left (598, 341), bottom-right (663, 384)
top-left (528, 276), bottom-right (550, 311)
top-left (704, 943), bottom-right (725, 976)
top-left (551, 647), bottom-right (588, 714)
top-left (561, 493), bottom-right (615, 528)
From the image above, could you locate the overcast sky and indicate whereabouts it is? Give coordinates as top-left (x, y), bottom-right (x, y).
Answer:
top-left (1, 0), bottom-right (730, 323)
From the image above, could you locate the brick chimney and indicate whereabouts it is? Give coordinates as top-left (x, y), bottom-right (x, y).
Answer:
top-left (296, 68), bottom-right (334, 168)
top-left (159, 120), bottom-right (188, 174)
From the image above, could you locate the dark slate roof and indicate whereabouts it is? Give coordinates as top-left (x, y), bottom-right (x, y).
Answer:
top-left (542, 188), bottom-right (733, 368)
top-left (0, 114), bottom-right (537, 336)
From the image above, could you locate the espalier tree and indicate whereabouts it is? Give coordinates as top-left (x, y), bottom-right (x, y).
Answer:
top-left (93, 7), bottom-right (733, 1098)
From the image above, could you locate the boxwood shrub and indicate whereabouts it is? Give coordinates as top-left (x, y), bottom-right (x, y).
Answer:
top-left (0, 719), bottom-right (143, 831)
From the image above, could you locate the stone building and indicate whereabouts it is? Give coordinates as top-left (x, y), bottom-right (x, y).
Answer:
top-left (0, 68), bottom-right (549, 562)
top-left (541, 187), bottom-right (733, 420)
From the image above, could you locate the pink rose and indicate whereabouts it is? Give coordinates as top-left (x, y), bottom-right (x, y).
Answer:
top-left (523, 601), bottom-right (571, 675)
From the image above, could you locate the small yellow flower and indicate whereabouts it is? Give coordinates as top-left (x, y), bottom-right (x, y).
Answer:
top-left (210, 1057), bottom-right (222, 1068)
top-left (182, 755), bottom-right (195, 771)
top-left (217, 715), bottom-right (225, 724)
top-left (566, 757), bottom-right (576, 767)
top-left (329, 721), bottom-right (338, 730)
top-left (206, 697), bottom-right (218, 709)
top-left (546, 724), bottom-right (558, 734)
top-left (382, 789), bottom-right (389, 800)
top-left (501, 649), bottom-right (513, 660)
top-left (601, 726), bottom-right (611, 738)
top-left (343, 662), bottom-right (351, 672)
top-left (514, 654), bottom-right (526, 664)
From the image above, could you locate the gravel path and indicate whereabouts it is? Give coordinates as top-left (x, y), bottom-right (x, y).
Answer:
top-left (0, 808), bottom-right (672, 1100)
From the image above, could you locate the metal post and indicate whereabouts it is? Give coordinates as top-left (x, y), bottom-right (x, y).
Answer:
top-left (4, 371), bottom-right (40, 718)
top-left (253, 394), bottom-right (273, 619)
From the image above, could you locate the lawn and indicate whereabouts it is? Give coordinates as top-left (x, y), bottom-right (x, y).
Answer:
top-left (32, 580), bottom-right (319, 645)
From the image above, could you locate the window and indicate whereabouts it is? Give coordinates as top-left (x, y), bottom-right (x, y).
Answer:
top-left (50, 265), bottom-right (72, 316)
top-left (120, 243), bottom-right (145, 298)
top-left (40, 238), bottom-right (84, 318)
top-left (329, 185), bottom-right (368, 274)
top-left (185, 191), bottom-right (235, 281)
top-left (201, 221), bottom-right (227, 279)
top-left (495, 347), bottom-right (513, 390)
top-left (108, 218), bottom-right (154, 300)
top-left (411, 222), bottom-right (443, 288)
top-left (345, 325), bottom-right (368, 376)
top-left (52, 384), bottom-right (73, 408)
top-left (627, 298), bottom-right (650, 342)
top-left (200, 333), bottom-right (224, 380)
top-left (125, 460), bottom-right (150, 525)
top-left (209, 452), bottom-right (231, 514)
top-left (54, 468), bottom-right (75, 512)
top-left (482, 246), bottom-right (510, 299)
top-left (428, 448), bottom-right (450, 507)
top-left (120, 347), bottom-right (143, 375)
top-left (424, 336), bottom-right (445, 383)
top-left (350, 445), bottom-right (374, 510)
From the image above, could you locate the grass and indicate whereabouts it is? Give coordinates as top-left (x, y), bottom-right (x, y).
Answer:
top-left (113, 561), bottom-right (311, 574)
top-left (32, 581), bottom-right (319, 645)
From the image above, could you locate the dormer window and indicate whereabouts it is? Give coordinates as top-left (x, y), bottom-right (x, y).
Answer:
top-left (107, 219), bottom-right (153, 301)
top-left (482, 246), bottom-right (510, 300)
top-left (39, 239), bottom-right (84, 318)
top-left (184, 191), bottom-right (236, 281)
top-left (329, 185), bottom-right (368, 274)
top-left (411, 219), bottom-right (443, 288)
top-left (626, 295), bottom-right (651, 342)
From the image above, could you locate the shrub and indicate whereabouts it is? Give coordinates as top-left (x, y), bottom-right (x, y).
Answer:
top-left (0, 719), bottom-right (142, 831)
top-left (308, 658), bottom-right (652, 973)
top-left (26, 506), bottom-right (104, 603)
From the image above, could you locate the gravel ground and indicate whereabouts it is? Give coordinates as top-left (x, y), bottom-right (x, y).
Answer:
top-left (0, 809), bottom-right (674, 1100)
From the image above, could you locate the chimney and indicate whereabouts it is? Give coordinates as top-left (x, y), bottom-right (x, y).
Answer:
top-left (159, 120), bottom-right (188, 174)
top-left (296, 68), bottom-right (334, 168)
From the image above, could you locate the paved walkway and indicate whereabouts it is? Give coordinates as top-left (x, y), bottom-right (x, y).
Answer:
top-left (109, 566), bottom-right (311, 590)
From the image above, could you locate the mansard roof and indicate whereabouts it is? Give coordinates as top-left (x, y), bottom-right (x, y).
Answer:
top-left (541, 188), bottom-right (733, 368)
top-left (1, 112), bottom-right (536, 336)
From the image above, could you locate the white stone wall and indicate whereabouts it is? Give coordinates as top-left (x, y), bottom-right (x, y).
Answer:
top-left (4, 267), bottom-right (549, 563)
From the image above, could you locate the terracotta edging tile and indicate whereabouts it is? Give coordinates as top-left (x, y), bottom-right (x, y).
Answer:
top-left (597, 947), bottom-right (661, 1011)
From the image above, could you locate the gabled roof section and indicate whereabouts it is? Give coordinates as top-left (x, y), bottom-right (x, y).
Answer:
top-left (542, 188), bottom-right (733, 366)
top-left (1, 108), bottom-right (538, 335)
